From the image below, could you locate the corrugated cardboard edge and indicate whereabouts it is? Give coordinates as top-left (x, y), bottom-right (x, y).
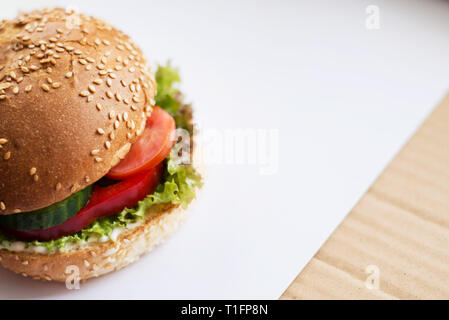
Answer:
top-left (282, 94), bottom-right (449, 300)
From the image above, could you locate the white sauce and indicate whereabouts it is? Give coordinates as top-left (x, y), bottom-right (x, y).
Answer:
top-left (0, 219), bottom-right (146, 254)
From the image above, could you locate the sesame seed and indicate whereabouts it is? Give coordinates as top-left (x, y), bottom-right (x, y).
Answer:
top-left (21, 66), bottom-right (29, 73)
top-left (13, 209), bottom-right (21, 214)
top-left (105, 141), bottom-right (111, 149)
top-left (74, 49), bottom-right (82, 55)
top-left (91, 149), bottom-right (100, 156)
top-left (0, 83), bottom-right (11, 90)
top-left (56, 28), bottom-right (63, 34)
top-left (109, 132), bottom-right (115, 140)
top-left (114, 120), bottom-right (120, 129)
top-left (12, 87), bottom-right (19, 94)
top-left (106, 91), bottom-right (113, 98)
top-left (22, 261), bottom-right (29, 265)
top-left (56, 183), bottom-right (62, 191)
top-left (109, 111), bottom-right (115, 119)
top-left (47, 77), bottom-right (53, 84)
top-left (109, 73), bottom-right (117, 79)
top-left (29, 167), bottom-right (37, 175)
top-left (120, 80), bottom-right (127, 87)
top-left (0, 202), bottom-right (5, 210)
top-left (65, 71), bottom-right (73, 78)
top-left (97, 128), bottom-right (105, 135)
top-left (79, 58), bottom-right (87, 65)
top-left (52, 82), bottom-right (61, 89)
top-left (96, 103), bottom-right (102, 111)
top-left (99, 70), bottom-right (108, 76)
top-left (106, 79), bottom-right (112, 87)
top-left (95, 157), bottom-right (103, 163)
top-left (117, 113), bottom-right (123, 122)
top-left (115, 93), bottom-right (122, 102)
top-left (94, 39), bottom-right (101, 46)
top-left (93, 79), bottom-right (103, 85)
top-left (115, 65), bottom-right (122, 71)
top-left (86, 57), bottom-right (95, 63)
top-left (123, 98), bottom-right (130, 105)
top-left (34, 174), bottom-right (39, 182)
top-left (129, 67), bottom-right (135, 73)
top-left (0, 95), bottom-right (6, 100)
top-left (25, 85), bottom-right (32, 92)
top-left (131, 105), bottom-right (137, 111)
top-left (84, 260), bottom-right (90, 267)
top-left (85, 176), bottom-right (90, 183)
top-left (97, 64), bottom-right (105, 70)
top-left (105, 51), bottom-right (111, 57)
top-left (127, 132), bottom-right (133, 139)
top-left (132, 96), bottom-right (139, 103)
top-left (80, 91), bottom-right (89, 97)
top-left (123, 112), bottom-right (129, 121)
top-left (41, 84), bottom-right (50, 92)
top-left (102, 40), bottom-right (110, 45)
top-left (71, 184), bottom-right (78, 193)
top-left (88, 85), bottom-right (96, 93)
top-left (85, 65), bottom-right (92, 71)
top-left (117, 44), bottom-right (124, 50)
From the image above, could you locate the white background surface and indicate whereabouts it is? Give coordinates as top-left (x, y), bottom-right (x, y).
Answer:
top-left (1, 0), bottom-right (449, 299)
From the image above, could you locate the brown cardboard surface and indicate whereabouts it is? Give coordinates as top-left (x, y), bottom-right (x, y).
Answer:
top-left (281, 94), bottom-right (449, 300)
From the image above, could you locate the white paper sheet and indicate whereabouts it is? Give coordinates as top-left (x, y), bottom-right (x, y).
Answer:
top-left (1, 0), bottom-right (449, 299)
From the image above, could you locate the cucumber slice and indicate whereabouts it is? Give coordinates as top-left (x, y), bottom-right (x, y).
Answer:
top-left (0, 185), bottom-right (93, 231)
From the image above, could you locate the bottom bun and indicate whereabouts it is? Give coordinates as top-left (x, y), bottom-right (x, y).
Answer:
top-left (0, 202), bottom-right (189, 282)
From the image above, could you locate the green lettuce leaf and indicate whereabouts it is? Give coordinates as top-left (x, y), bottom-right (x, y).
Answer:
top-left (0, 63), bottom-right (202, 253)
top-left (155, 62), bottom-right (181, 115)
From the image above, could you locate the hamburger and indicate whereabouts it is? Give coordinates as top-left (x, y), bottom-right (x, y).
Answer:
top-left (0, 8), bottom-right (202, 282)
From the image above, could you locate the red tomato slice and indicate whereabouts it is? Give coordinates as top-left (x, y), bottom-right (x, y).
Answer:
top-left (107, 106), bottom-right (176, 180)
top-left (4, 163), bottom-right (164, 242)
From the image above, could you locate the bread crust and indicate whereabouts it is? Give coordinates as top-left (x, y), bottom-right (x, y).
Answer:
top-left (0, 202), bottom-right (188, 282)
top-left (0, 8), bottom-right (156, 214)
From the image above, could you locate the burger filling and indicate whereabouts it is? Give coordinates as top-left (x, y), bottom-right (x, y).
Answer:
top-left (0, 64), bottom-right (202, 253)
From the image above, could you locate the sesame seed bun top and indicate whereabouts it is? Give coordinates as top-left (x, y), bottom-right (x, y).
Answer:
top-left (0, 8), bottom-right (156, 215)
